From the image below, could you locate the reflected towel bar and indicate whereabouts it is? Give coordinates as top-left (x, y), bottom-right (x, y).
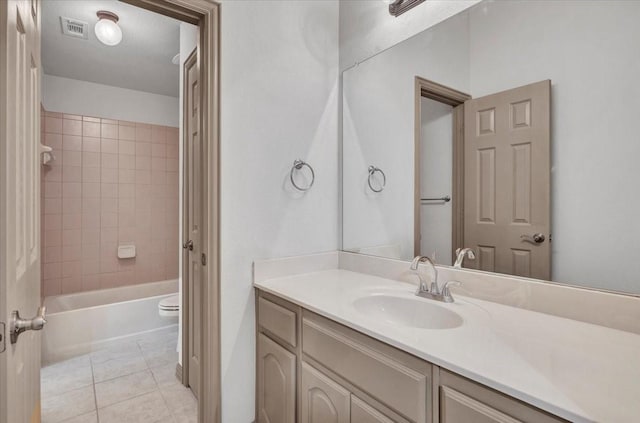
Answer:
top-left (421, 196), bottom-right (451, 202)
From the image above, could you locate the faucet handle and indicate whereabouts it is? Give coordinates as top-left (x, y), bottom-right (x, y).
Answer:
top-left (455, 248), bottom-right (475, 259)
top-left (454, 248), bottom-right (475, 268)
top-left (441, 281), bottom-right (461, 302)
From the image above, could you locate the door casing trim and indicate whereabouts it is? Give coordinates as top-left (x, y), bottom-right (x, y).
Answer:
top-left (414, 76), bottom-right (471, 262)
top-left (120, 1), bottom-right (221, 422)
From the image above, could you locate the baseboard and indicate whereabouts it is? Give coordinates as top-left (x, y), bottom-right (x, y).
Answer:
top-left (175, 363), bottom-right (183, 383)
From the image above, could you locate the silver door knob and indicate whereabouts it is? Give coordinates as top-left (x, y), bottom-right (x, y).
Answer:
top-left (183, 240), bottom-right (194, 251)
top-left (520, 233), bottom-right (545, 244)
top-left (10, 306), bottom-right (47, 344)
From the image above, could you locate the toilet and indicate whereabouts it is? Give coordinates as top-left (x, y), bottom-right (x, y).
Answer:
top-left (158, 294), bottom-right (180, 317)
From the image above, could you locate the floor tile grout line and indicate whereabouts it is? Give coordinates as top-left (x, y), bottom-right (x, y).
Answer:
top-left (96, 388), bottom-right (163, 414)
top-left (92, 360), bottom-right (150, 385)
top-left (90, 348), bottom-right (150, 384)
top-left (89, 353), bottom-right (101, 423)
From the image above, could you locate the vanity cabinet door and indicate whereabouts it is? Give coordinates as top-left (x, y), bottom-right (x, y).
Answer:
top-left (439, 371), bottom-right (567, 423)
top-left (257, 334), bottom-right (296, 423)
top-left (301, 362), bottom-right (350, 423)
top-left (351, 395), bottom-right (395, 423)
top-left (440, 386), bottom-right (522, 423)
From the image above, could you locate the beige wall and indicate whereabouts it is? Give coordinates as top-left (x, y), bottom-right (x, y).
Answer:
top-left (41, 109), bottom-right (179, 296)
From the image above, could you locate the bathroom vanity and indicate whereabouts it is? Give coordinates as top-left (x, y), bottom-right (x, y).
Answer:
top-left (256, 290), bottom-right (564, 423)
top-left (253, 253), bottom-right (640, 423)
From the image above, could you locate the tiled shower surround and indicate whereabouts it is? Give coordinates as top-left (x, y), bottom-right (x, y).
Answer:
top-left (41, 110), bottom-right (179, 296)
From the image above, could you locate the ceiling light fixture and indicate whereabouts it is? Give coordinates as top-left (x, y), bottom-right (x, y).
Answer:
top-left (94, 10), bottom-right (122, 46)
top-left (385, 0), bottom-right (426, 17)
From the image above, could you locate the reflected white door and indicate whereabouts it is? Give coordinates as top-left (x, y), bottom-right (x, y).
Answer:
top-left (0, 1), bottom-right (43, 422)
top-left (463, 80), bottom-right (551, 279)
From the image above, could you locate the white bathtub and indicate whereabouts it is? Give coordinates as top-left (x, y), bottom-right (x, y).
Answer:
top-left (42, 279), bottom-right (179, 364)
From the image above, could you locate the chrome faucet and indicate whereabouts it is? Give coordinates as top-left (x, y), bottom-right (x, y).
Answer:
top-left (440, 281), bottom-right (461, 303)
top-left (410, 255), bottom-right (438, 294)
top-left (410, 256), bottom-right (462, 303)
top-left (454, 248), bottom-right (476, 269)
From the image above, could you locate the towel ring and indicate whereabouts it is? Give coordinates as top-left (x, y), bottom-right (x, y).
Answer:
top-left (368, 165), bottom-right (386, 193)
top-left (290, 159), bottom-right (315, 191)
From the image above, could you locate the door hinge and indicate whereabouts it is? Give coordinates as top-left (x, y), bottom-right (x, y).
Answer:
top-left (0, 322), bottom-right (5, 353)
top-left (201, 253), bottom-right (207, 266)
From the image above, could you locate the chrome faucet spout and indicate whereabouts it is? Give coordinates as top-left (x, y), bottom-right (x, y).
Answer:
top-left (410, 256), bottom-right (438, 293)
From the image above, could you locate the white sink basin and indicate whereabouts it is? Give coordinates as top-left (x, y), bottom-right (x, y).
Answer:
top-left (353, 294), bottom-right (463, 329)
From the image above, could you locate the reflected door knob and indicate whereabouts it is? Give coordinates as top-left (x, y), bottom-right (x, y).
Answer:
top-left (183, 240), bottom-right (194, 251)
top-left (521, 233), bottom-right (545, 244)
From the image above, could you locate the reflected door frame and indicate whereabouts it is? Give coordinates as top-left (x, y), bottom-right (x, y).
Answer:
top-left (413, 77), bottom-right (471, 262)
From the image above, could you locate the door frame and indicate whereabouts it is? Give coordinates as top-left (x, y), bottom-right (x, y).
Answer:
top-left (121, 1), bottom-right (220, 422)
top-left (414, 76), bottom-right (471, 262)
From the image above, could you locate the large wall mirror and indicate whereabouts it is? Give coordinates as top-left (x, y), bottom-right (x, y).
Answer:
top-left (341, 0), bottom-right (640, 295)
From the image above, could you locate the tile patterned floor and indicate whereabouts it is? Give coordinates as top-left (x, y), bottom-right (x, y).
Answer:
top-left (41, 326), bottom-right (197, 423)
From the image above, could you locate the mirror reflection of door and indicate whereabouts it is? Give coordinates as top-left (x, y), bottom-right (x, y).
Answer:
top-left (418, 79), bottom-right (551, 279)
top-left (463, 80), bottom-right (551, 280)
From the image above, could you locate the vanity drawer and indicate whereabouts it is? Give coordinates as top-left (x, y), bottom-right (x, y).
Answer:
top-left (257, 295), bottom-right (298, 348)
top-left (439, 370), bottom-right (568, 423)
top-left (302, 311), bottom-right (431, 423)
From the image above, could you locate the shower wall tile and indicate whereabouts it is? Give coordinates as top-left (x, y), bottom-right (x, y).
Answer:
top-left (44, 199), bottom-right (62, 214)
top-left (102, 138), bottom-right (118, 154)
top-left (63, 119), bottom-right (82, 136)
top-left (118, 125), bottom-right (135, 141)
top-left (43, 165), bottom-right (62, 182)
top-left (45, 117), bottom-right (63, 134)
top-left (83, 152), bottom-right (101, 168)
top-left (102, 123), bottom-right (118, 139)
top-left (84, 167), bottom-right (102, 183)
top-left (83, 137), bottom-right (101, 152)
top-left (45, 133), bottom-right (63, 150)
top-left (41, 109), bottom-right (179, 296)
top-left (63, 135), bottom-right (82, 151)
top-left (83, 122), bottom-right (101, 138)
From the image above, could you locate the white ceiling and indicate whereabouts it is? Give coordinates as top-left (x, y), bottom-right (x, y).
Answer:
top-left (42, 0), bottom-right (181, 97)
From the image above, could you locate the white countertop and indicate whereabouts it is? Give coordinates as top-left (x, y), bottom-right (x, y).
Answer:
top-left (255, 269), bottom-right (640, 423)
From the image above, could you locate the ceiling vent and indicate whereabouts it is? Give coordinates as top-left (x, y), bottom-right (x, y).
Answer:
top-left (60, 17), bottom-right (88, 40)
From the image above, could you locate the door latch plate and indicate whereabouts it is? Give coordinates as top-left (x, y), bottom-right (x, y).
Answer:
top-left (0, 322), bottom-right (5, 353)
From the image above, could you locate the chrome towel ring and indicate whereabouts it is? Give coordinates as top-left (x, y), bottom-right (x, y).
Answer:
top-left (368, 165), bottom-right (386, 193)
top-left (290, 159), bottom-right (315, 191)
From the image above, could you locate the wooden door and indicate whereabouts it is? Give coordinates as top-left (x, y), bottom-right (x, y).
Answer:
top-left (0, 1), bottom-right (43, 422)
top-left (463, 80), bottom-right (551, 280)
top-left (183, 48), bottom-right (201, 398)
top-left (257, 334), bottom-right (296, 423)
top-left (301, 362), bottom-right (350, 423)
